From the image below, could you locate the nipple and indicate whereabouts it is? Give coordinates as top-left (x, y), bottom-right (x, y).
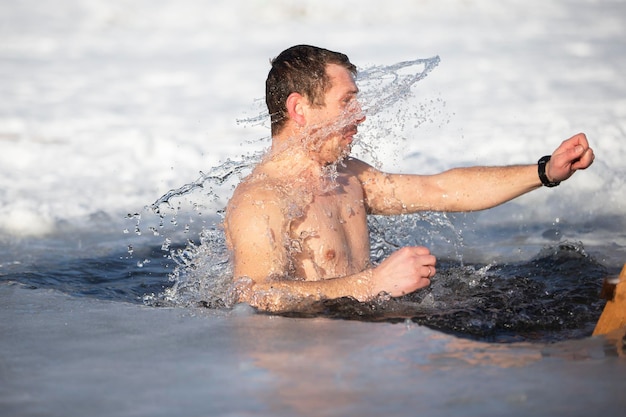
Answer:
top-left (325, 249), bottom-right (336, 261)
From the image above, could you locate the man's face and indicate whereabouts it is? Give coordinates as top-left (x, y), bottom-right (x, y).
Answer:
top-left (303, 64), bottom-right (365, 165)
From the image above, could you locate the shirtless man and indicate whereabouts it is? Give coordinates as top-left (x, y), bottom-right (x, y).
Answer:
top-left (224, 45), bottom-right (595, 311)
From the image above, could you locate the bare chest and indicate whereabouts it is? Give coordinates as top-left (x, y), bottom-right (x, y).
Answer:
top-left (289, 177), bottom-right (370, 280)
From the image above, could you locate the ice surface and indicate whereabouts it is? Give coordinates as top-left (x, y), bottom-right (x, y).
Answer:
top-left (1, 283), bottom-right (625, 417)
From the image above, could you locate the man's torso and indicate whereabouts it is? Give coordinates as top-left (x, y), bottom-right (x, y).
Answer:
top-left (234, 160), bottom-right (371, 282)
top-left (288, 169), bottom-right (370, 280)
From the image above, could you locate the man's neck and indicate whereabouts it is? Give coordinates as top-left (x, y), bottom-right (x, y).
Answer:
top-left (270, 133), bottom-right (322, 170)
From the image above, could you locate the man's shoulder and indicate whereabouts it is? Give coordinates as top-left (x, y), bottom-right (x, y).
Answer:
top-left (227, 170), bottom-right (287, 213)
top-left (342, 157), bottom-right (380, 178)
top-left (230, 176), bottom-right (276, 204)
top-left (225, 172), bottom-right (289, 235)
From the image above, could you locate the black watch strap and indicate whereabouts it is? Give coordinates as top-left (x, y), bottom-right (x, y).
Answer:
top-left (538, 155), bottom-right (560, 187)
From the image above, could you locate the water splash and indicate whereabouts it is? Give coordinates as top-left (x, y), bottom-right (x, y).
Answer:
top-left (150, 152), bottom-right (263, 217)
top-left (136, 153), bottom-right (264, 307)
top-left (357, 56), bottom-right (440, 116)
top-left (368, 212), bottom-right (465, 265)
top-left (144, 226), bottom-right (233, 308)
top-left (140, 56), bottom-right (443, 306)
top-left (235, 56), bottom-right (440, 129)
top-left (134, 56), bottom-right (607, 343)
top-left (139, 56), bottom-right (445, 304)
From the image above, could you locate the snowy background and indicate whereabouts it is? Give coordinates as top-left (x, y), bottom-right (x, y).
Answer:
top-left (1, 0), bottom-right (624, 245)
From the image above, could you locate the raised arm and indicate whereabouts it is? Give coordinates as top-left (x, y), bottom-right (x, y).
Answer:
top-left (350, 133), bottom-right (594, 215)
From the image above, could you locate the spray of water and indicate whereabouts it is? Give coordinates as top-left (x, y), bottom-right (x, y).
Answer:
top-left (136, 56), bottom-right (606, 342)
top-left (139, 56), bottom-right (445, 307)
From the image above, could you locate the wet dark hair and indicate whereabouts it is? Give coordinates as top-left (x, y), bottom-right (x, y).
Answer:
top-left (266, 45), bottom-right (357, 136)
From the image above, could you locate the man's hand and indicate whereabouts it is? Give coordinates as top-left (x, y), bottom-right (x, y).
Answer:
top-left (547, 132), bottom-right (595, 183)
top-left (370, 246), bottom-right (436, 298)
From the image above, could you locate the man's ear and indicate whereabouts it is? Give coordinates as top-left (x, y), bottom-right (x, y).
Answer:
top-left (286, 92), bottom-right (307, 127)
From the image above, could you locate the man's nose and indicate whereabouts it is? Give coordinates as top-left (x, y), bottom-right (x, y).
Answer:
top-left (354, 102), bottom-right (366, 124)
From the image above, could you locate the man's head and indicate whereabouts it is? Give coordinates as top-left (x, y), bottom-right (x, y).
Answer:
top-left (266, 45), bottom-right (357, 136)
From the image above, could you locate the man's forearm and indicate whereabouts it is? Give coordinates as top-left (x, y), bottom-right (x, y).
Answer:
top-left (433, 164), bottom-right (542, 212)
top-left (235, 270), bottom-right (375, 312)
top-left (365, 163), bottom-right (544, 215)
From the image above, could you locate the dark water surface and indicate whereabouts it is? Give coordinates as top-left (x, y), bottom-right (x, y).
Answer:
top-left (1, 218), bottom-right (613, 344)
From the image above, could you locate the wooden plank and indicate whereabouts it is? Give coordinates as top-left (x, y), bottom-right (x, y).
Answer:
top-left (593, 263), bottom-right (626, 336)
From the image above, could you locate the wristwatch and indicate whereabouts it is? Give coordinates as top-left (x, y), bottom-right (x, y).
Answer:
top-left (538, 155), bottom-right (560, 187)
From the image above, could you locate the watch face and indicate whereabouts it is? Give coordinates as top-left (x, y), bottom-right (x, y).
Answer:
top-left (538, 156), bottom-right (560, 187)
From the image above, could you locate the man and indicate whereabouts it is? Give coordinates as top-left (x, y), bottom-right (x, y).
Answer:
top-left (224, 45), bottom-right (595, 312)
